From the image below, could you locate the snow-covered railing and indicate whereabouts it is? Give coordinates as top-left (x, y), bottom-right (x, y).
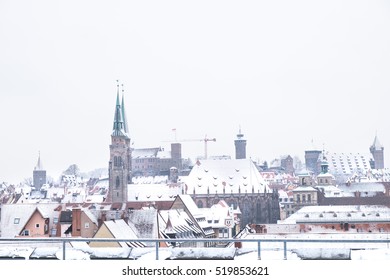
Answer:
top-left (1, 236), bottom-right (390, 260)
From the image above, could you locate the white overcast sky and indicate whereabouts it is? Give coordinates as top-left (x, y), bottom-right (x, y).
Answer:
top-left (1, 0), bottom-right (389, 184)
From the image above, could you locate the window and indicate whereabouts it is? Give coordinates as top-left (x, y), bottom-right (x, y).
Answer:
top-left (307, 194), bottom-right (311, 203)
top-left (22, 230), bottom-right (30, 236)
top-left (35, 223), bottom-right (40, 228)
top-left (53, 217), bottom-right (58, 224)
top-left (85, 222), bottom-right (90, 229)
top-left (296, 194), bottom-right (300, 202)
top-left (14, 218), bottom-right (20, 224)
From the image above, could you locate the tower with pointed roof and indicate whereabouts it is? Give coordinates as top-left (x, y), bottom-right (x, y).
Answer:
top-left (370, 134), bottom-right (384, 169)
top-left (108, 83), bottom-right (132, 203)
top-left (33, 152), bottom-right (46, 190)
top-left (234, 126), bottom-right (247, 159)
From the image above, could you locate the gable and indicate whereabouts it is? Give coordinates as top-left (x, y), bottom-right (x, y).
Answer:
top-left (18, 208), bottom-right (49, 236)
top-left (0, 203), bottom-right (61, 238)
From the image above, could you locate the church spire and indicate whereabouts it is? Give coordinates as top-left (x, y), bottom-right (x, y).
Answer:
top-left (121, 84), bottom-right (129, 135)
top-left (371, 133), bottom-right (383, 151)
top-left (34, 151), bottom-right (43, 171)
top-left (111, 81), bottom-right (128, 138)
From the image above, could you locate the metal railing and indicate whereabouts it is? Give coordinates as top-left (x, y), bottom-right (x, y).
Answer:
top-left (0, 237), bottom-right (389, 260)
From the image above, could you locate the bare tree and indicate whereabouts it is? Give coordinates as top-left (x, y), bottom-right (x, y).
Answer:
top-left (63, 164), bottom-right (80, 176)
top-left (23, 177), bottom-right (33, 187)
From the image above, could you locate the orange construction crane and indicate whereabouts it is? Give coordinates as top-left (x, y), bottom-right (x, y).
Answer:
top-left (164, 135), bottom-right (216, 159)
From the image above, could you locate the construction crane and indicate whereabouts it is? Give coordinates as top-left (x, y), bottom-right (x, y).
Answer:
top-left (164, 134), bottom-right (216, 159)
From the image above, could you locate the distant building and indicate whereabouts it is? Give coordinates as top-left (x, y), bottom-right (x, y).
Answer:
top-left (183, 158), bottom-right (280, 227)
top-left (280, 155), bottom-right (294, 175)
top-left (33, 152), bottom-right (46, 190)
top-left (304, 135), bottom-right (386, 182)
top-left (234, 127), bottom-right (247, 159)
top-left (279, 205), bottom-right (390, 233)
top-left (132, 143), bottom-right (186, 177)
top-left (370, 134), bottom-right (385, 169)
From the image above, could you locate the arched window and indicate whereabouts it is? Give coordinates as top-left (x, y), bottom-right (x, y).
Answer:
top-left (197, 200), bottom-right (203, 208)
top-left (114, 156), bottom-right (123, 167)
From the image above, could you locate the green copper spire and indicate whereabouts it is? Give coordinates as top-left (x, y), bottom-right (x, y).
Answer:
top-left (121, 84), bottom-right (129, 135)
top-left (111, 82), bottom-right (128, 138)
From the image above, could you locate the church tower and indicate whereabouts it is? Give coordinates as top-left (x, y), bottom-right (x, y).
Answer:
top-left (108, 83), bottom-right (132, 203)
top-left (33, 152), bottom-right (46, 190)
top-left (234, 127), bottom-right (247, 159)
top-left (370, 134), bottom-right (384, 169)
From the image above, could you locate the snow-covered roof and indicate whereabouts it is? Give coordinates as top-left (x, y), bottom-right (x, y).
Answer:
top-left (83, 208), bottom-right (98, 226)
top-left (0, 203), bottom-right (61, 237)
top-left (316, 185), bottom-right (344, 197)
top-left (293, 186), bottom-right (318, 192)
top-left (317, 172), bottom-right (335, 179)
top-left (325, 152), bottom-right (372, 175)
top-left (183, 158), bottom-right (270, 195)
top-left (127, 208), bottom-right (158, 240)
top-left (160, 209), bottom-right (202, 236)
top-left (338, 182), bottom-right (385, 195)
top-left (156, 149), bottom-right (171, 159)
top-left (127, 183), bottom-right (184, 201)
top-left (177, 195), bottom-right (202, 216)
top-left (171, 195), bottom-right (214, 236)
top-left (132, 176), bottom-right (169, 184)
top-left (199, 201), bottom-right (237, 228)
top-left (132, 148), bottom-right (160, 158)
top-left (100, 219), bottom-right (146, 248)
top-left (281, 205), bottom-right (390, 224)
